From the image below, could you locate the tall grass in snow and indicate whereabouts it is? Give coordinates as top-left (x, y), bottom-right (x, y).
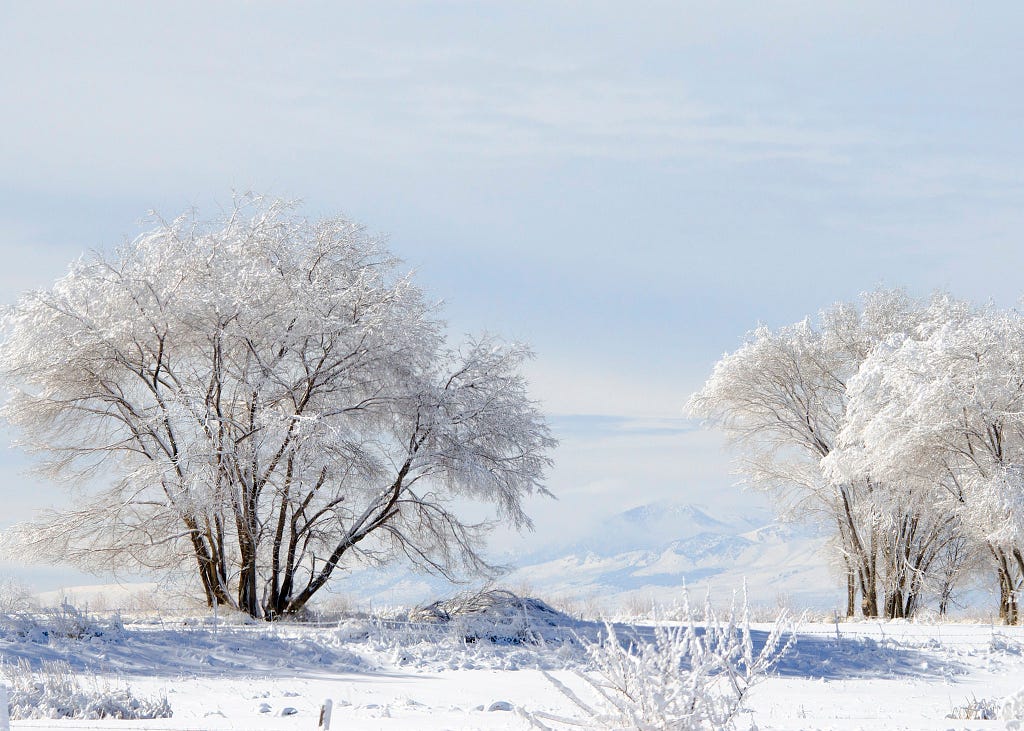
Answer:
top-left (523, 592), bottom-right (794, 731)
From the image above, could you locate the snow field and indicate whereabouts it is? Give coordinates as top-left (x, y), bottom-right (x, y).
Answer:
top-left (0, 611), bottom-right (1023, 730)
top-left (751, 621), bottom-right (1024, 730)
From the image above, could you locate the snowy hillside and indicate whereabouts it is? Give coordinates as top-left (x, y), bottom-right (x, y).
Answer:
top-left (336, 501), bottom-right (838, 613)
top-left (501, 501), bottom-right (837, 613)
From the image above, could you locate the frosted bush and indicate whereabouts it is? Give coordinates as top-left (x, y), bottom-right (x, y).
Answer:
top-left (947, 694), bottom-right (999, 720)
top-left (0, 576), bottom-right (37, 613)
top-left (991, 632), bottom-right (1024, 655)
top-left (0, 601), bottom-right (124, 643)
top-left (522, 593), bottom-right (794, 731)
top-left (326, 593), bottom-right (586, 672)
top-left (2, 659), bottom-right (171, 719)
top-left (334, 617), bottom-right (375, 642)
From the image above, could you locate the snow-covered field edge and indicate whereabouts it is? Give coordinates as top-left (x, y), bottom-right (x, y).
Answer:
top-left (0, 597), bottom-right (1022, 730)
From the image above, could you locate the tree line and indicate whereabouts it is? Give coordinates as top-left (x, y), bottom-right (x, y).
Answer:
top-left (5, 199), bottom-right (1020, 624)
top-left (690, 290), bottom-right (1024, 623)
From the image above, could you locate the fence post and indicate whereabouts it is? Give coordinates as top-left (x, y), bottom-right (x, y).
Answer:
top-left (319, 698), bottom-right (333, 730)
top-left (0, 682), bottom-right (10, 731)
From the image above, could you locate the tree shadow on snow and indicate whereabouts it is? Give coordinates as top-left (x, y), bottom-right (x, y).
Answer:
top-left (599, 623), bottom-right (965, 681)
top-left (0, 621), bottom-right (421, 681)
top-left (0, 613), bottom-right (967, 683)
top-left (765, 630), bottom-right (965, 680)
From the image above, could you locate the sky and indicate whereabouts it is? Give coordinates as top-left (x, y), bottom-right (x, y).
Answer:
top-left (2, 1), bottom-right (1024, 591)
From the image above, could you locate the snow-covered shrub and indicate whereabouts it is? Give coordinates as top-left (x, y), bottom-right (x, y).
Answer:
top-left (947, 694), bottom-right (999, 720)
top-left (991, 632), bottom-right (1024, 655)
top-left (0, 601), bottom-right (124, 643)
top-left (2, 659), bottom-right (171, 719)
top-left (409, 589), bottom-right (574, 645)
top-left (326, 595), bottom-right (585, 672)
top-left (334, 617), bottom-right (375, 642)
top-left (522, 593), bottom-right (794, 731)
top-left (0, 576), bottom-right (37, 613)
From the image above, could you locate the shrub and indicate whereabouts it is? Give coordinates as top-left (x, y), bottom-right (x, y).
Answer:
top-left (0, 577), bottom-right (37, 613)
top-left (522, 592), bottom-right (794, 731)
top-left (1003, 686), bottom-right (1024, 730)
top-left (2, 659), bottom-right (171, 720)
top-left (0, 601), bottom-right (123, 643)
top-left (947, 694), bottom-right (999, 720)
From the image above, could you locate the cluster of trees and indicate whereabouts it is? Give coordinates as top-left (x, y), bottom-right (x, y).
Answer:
top-left (0, 198), bottom-right (555, 619)
top-left (9, 196), bottom-right (1023, 626)
top-left (690, 290), bottom-right (1024, 623)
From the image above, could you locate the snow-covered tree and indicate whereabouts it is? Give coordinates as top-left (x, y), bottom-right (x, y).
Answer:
top-left (0, 196), bottom-right (555, 619)
top-left (833, 302), bottom-right (1024, 622)
top-left (689, 290), bottom-right (968, 618)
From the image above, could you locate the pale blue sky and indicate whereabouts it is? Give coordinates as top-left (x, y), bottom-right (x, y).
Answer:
top-left (2, 2), bottom-right (1024, 589)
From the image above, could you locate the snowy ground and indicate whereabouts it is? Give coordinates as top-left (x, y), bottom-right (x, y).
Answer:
top-left (1, 606), bottom-right (1023, 730)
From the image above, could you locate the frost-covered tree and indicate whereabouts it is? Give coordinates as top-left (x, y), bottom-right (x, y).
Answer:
top-left (833, 303), bottom-right (1024, 623)
top-left (689, 290), bottom-right (968, 618)
top-left (0, 197), bottom-right (555, 619)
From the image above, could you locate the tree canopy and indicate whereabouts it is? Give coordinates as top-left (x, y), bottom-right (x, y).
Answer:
top-left (691, 290), bottom-right (1024, 622)
top-left (0, 197), bottom-right (555, 618)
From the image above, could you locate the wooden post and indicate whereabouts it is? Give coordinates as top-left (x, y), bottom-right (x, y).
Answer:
top-left (318, 698), bottom-right (333, 730)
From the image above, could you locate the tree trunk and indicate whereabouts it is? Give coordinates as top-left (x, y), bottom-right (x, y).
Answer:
top-left (233, 505), bottom-right (260, 618)
top-left (237, 547), bottom-right (260, 618)
top-left (998, 555), bottom-right (1017, 625)
top-left (859, 566), bottom-right (878, 618)
top-left (883, 590), bottom-right (903, 619)
top-left (184, 517), bottom-right (231, 608)
top-left (846, 569), bottom-right (856, 618)
top-left (992, 546), bottom-right (1019, 625)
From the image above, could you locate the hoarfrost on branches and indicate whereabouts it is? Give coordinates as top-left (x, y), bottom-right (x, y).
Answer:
top-left (521, 591), bottom-right (793, 731)
top-left (689, 290), bottom-right (1023, 621)
top-left (835, 304), bottom-right (1024, 622)
top-left (0, 195), bottom-right (555, 619)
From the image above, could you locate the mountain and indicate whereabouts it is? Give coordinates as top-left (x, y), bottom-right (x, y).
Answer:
top-left (497, 501), bottom-right (837, 613)
top-left (563, 500), bottom-right (769, 557)
top-left (336, 501), bottom-right (839, 614)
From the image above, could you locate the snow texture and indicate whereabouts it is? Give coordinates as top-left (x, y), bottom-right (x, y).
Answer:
top-left (0, 601), bottom-right (1022, 729)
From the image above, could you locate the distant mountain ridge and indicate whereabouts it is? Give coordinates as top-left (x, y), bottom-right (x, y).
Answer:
top-left (495, 500), bottom-right (835, 612)
top-left (562, 500), bottom-right (771, 559)
top-left (334, 500), bottom-right (839, 612)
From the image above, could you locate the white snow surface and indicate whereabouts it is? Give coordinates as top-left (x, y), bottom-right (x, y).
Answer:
top-left (0, 607), bottom-right (1023, 730)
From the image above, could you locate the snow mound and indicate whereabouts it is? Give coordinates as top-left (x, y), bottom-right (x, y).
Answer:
top-left (408, 589), bottom-right (576, 645)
